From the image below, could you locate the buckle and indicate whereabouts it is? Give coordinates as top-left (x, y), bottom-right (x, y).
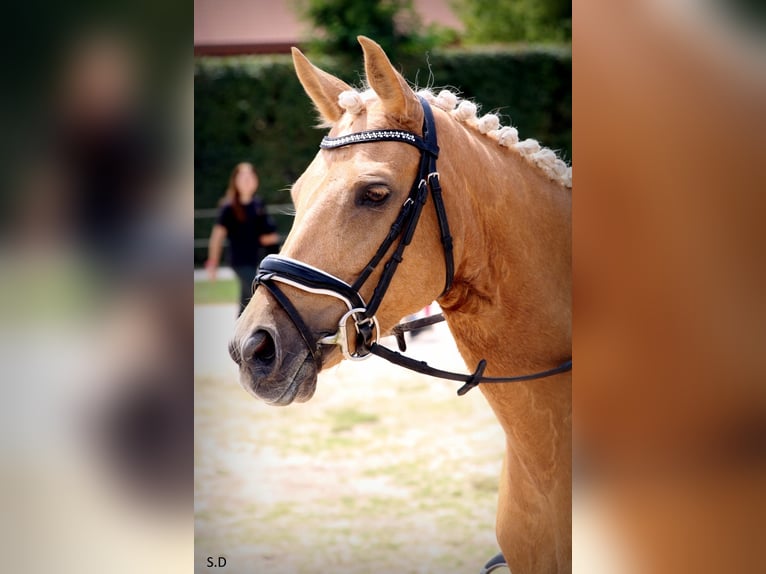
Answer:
top-left (317, 307), bottom-right (380, 361)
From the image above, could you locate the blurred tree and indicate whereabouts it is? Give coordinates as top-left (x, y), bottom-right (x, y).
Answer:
top-left (451, 0), bottom-right (571, 43)
top-left (722, 0), bottom-right (766, 35)
top-left (291, 0), bottom-right (454, 66)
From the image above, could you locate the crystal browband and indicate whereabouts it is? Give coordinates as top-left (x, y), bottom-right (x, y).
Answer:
top-left (320, 129), bottom-right (428, 151)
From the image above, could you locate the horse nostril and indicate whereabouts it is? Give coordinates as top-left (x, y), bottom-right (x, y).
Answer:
top-left (242, 330), bottom-right (276, 365)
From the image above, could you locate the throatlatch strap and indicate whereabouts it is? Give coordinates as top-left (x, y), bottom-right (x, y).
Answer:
top-left (428, 172), bottom-right (454, 294)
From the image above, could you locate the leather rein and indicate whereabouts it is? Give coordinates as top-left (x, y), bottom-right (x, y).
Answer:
top-left (254, 97), bottom-right (572, 395)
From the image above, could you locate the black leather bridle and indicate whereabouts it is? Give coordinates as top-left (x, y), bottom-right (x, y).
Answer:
top-left (254, 97), bottom-right (572, 395)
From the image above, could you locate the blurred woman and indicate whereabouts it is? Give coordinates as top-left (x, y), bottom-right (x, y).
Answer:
top-left (206, 162), bottom-right (279, 315)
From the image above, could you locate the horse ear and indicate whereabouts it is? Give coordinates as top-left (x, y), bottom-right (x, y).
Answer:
top-left (358, 36), bottom-right (420, 126)
top-left (292, 47), bottom-right (352, 124)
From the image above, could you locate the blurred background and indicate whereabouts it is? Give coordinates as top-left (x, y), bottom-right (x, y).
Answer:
top-left (1, 0), bottom-right (763, 572)
top-left (193, 0), bottom-right (572, 270)
top-left (574, 2), bottom-right (766, 573)
top-left (1, 0), bottom-right (192, 573)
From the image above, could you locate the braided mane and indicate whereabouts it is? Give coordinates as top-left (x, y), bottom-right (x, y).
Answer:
top-left (336, 88), bottom-right (572, 189)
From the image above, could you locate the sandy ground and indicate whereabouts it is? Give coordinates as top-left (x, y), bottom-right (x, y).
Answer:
top-left (194, 304), bottom-right (508, 573)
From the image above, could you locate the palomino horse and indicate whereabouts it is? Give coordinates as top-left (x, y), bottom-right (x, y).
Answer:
top-left (230, 37), bottom-right (572, 573)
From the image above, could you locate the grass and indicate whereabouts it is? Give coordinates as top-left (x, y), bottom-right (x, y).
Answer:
top-left (329, 407), bottom-right (380, 433)
top-left (195, 363), bottom-right (506, 573)
top-left (194, 319), bottom-right (509, 573)
top-left (194, 279), bottom-right (238, 304)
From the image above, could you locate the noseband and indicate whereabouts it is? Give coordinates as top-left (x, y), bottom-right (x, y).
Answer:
top-left (254, 97), bottom-right (571, 395)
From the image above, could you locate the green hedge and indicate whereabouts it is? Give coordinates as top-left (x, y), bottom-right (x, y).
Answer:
top-left (194, 46), bottom-right (571, 264)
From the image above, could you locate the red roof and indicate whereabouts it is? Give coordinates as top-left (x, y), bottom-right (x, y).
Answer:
top-left (194, 0), bottom-right (462, 55)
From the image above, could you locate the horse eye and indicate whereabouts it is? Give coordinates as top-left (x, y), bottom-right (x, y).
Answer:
top-left (361, 185), bottom-right (390, 205)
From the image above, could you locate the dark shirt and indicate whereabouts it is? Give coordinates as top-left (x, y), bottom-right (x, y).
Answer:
top-left (216, 199), bottom-right (277, 267)
top-left (55, 111), bottom-right (163, 257)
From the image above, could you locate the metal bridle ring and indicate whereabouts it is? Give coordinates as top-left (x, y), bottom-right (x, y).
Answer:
top-left (318, 307), bottom-right (380, 361)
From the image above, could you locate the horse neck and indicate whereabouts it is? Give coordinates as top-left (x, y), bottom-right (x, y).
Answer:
top-left (435, 117), bottom-right (572, 420)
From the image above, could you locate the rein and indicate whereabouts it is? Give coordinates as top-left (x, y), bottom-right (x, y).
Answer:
top-left (254, 97), bottom-right (572, 395)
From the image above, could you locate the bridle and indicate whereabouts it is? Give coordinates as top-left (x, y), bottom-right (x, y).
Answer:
top-left (254, 96), bottom-right (572, 395)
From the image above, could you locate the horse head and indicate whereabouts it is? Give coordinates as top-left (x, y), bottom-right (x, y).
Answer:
top-left (230, 37), bottom-right (452, 405)
top-left (228, 35), bottom-right (573, 572)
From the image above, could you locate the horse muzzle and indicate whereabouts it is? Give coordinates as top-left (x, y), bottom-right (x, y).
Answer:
top-left (229, 254), bottom-right (383, 406)
top-left (230, 311), bottom-right (321, 406)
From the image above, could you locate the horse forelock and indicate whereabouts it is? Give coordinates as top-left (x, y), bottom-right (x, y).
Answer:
top-left (335, 87), bottom-right (572, 189)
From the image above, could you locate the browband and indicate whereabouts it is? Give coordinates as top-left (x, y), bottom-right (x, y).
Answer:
top-left (321, 129), bottom-right (439, 156)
